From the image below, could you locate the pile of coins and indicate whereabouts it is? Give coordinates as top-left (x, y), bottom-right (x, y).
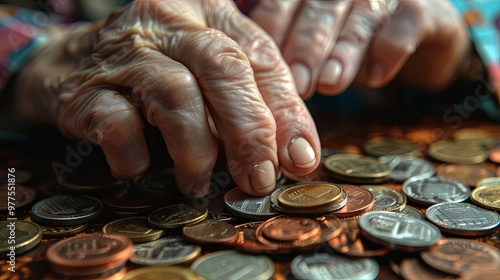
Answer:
top-left (2, 128), bottom-right (500, 279)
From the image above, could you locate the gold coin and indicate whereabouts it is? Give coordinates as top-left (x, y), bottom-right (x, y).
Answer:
top-left (123, 265), bottom-right (201, 280)
top-left (453, 128), bottom-right (497, 149)
top-left (428, 140), bottom-right (487, 164)
top-left (324, 154), bottom-right (390, 183)
top-left (103, 216), bottom-right (164, 243)
top-left (363, 137), bottom-right (420, 157)
top-left (0, 220), bottom-right (42, 255)
top-left (277, 182), bottom-right (342, 210)
top-left (471, 185), bottom-right (500, 211)
top-left (477, 177), bottom-right (500, 188)
top-left (148, 204), bottom-right (208, 229)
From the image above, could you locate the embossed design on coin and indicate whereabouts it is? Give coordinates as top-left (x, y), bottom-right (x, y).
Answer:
top-left (471, 185), bottom-right (500, 211)
top-left (130, 235), bottom-right (201, 266)
top-left (360, 185), bottom-right (407, 212)
top-left (102, 216), bottom-right (164, 243)
top-left (324, 154), bottom-right (390, 183)
top-left (277, 182), bottom-right (342, 209)
top-left (191, 250), bottom-right (275, 280)
top-left (378, 155), bottom-right (435, 182)
top-left (148, 204), bottom-right (208, 229)
top-left (223, 187), bottom-right (279, 220)
top-left (332, 184), bottom-right (374, 218)
top-left (0, 220), bottom-right (42, 255)
top-left (182, 220), bottom-right (237, 244)
top-left (402, 177), bottom-right (470, 206)
top-left (428, 140), bottom-right (487, 164)
top-left (421, 238), bottom-right (500, 275)
top-left (359, 211), bottom-right (441, 251)
top-left (425, 202), bottom-right (500, 236)
top-left (435, 164), bottom-right (494, 186)
top-left (31, 195), bottom-right (103, 226)
top-left (291, 253), bottom-right (379, 280)
top-left (363, 137), bottom-right (420, 157)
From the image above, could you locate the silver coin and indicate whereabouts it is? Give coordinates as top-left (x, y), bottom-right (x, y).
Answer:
top-left (359, 211), bottom-right (441, 251)
top-left (270, 185), bottom-right (348, 214)
top-left (360, 185), bottom-right (407, 212)
top-left (378, 155), bottom-right (435, 182)
top-left (425, 202), bottom-right (500, 236)
top-left (31, 195), bottom-right (103, 226)
top-left (400, 205), bottom-right (425, 220)
top-left (191, 250), bottom-right (274, 280)
top-left (223, 187), bottom-right (279, 220)
top-left (130, 235), bottom-right (201, 265)
top-left (290, 253), bottom-right (379, 280)
top-left (402, 177), bottom-right (470, 206)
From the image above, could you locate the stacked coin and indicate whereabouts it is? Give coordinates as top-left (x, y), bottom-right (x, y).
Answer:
top-left (46, 233), bottom-right (132, 279)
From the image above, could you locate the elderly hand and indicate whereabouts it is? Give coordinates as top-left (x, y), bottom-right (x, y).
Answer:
top-left (14, 0), bottom-right (320, 197)
top-left (250, 0), bottom-right (470, 98)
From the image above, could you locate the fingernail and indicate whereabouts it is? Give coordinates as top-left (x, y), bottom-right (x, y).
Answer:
top-left (291, 63), bottom-right (310, 96)
top-left (250, 160), bottom-right (276, 194)
top-left (319, 59), bottom-right (342, 86)
top-left (369, 63), bottom-right (384, 87)
top-left (289, 137), bottom-right (316, 168)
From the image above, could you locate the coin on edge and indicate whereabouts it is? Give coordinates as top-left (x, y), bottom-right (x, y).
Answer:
top-left (471, 185), bottom-right (500, 211)
top-left (0, 220), bottom-right (42, 255)
top-left (435, 163), bottom-right (494, 186)
top-left (291, 253), bottom-right (379, 280)
top-left (123, 266), bottom-right (202, 280)
top-left (359, 211), bottom-right (441, 251)
top-left (148, 204), bottom-right (208, 229)
top-left (191, 250), bottom-right (275, 280)
top-left (421, 238), bottom-right (500, 275)
top-left (182, 220), bottom-right (238, 244)
top-left (102, 216), bottom-right (165, 243)
top-left (425, 202), bottom-right (500, 236)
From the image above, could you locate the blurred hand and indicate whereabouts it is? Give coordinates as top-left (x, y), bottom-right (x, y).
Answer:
top-left (15, 0), bottom-right (320, 197)
top-left (250, 0), bottom-right (470, 98)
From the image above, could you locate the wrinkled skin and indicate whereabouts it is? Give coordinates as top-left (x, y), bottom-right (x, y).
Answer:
top-left (250, 0), bottom-right (470, 98)
top-left (15, 0), bottom-right (321, 197)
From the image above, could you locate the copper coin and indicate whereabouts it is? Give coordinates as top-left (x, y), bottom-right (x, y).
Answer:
top-left (421, 238), bottom-right (500, 275)
top-left (0, 184), bottom-right (36, 210)
top-left (489, 147), bottom-right (500, 164)
top-left (400, 258), bottom-right (458, 280)
top-left (182, 220), bottom-right (238, 244)
top-left (328, 218), bottom-right (390, 257)
top-left (259, 217), bottom-right (321, 242)
top-left (332, 185), bottom-right (374, 218)
top-left (46, 233), bottom-right (132, 273)
top-left (436, 163), bottom-right (495, 186)
top-left (232, 222), bottom-right (285, 254)
top-left (103, 185), bottom-right (164, 215)
top-left (255, 216), bottom-right (321, 248)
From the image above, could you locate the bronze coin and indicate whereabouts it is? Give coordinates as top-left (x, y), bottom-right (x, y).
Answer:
top-left (232, 222), bottom-right (286, 254)
top-left (328, 217), bottom-right (390, 257)
top-left (332, 185), bottom-right (374, 218)
top-left (182, 220), bottom-right (238, 244)
top-left (102, 216), bottom-right (165, 243)
top-left (436, 163), bottom-right (495, 186)
top-left (259, 217), bottom-right (321, 242)
top-left (46, 233), bottom-right (132, 271)
top-left (255, 216), bottom-right (321, 249)
top-left (400, 258), bottom-right (458, 280)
